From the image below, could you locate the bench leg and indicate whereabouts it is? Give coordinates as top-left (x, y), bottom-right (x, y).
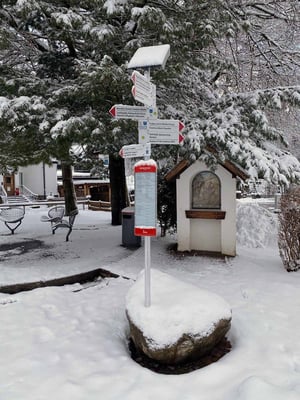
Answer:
top-left (51, 225), bottom-right (72, 241)
top-left (5, 221), bottom-right (22, 234)
top-left (51, 222), bottom-right (57, 234)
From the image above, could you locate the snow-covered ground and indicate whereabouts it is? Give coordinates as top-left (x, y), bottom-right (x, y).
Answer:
top-left (0, 201), bottom-right (300, 400)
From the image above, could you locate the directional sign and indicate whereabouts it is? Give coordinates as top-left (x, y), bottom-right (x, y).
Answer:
top-left (109, 104), bottom-right (158, 120)
top-left (138, 119), bottom-right (185, 144)
top-left (131, 70), bottom-right (156, 106)
top-left (119, 143), bottom-right (151, 159)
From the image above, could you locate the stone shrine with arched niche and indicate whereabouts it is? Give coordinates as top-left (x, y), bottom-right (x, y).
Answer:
top-left (166, 159), bottom-right (248, 256)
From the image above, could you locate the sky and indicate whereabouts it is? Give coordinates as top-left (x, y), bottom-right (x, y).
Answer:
top-left (0, 200), bottom-right (300, 400)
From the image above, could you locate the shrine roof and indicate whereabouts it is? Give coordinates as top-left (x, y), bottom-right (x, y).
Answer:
top-left (165, 155), bottom-right (249, 182)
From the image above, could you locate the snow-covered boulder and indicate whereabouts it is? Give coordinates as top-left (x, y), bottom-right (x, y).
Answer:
top-left (126, 269), bottom-right (232, 365)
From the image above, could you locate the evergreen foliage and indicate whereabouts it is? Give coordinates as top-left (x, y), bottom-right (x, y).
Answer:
top-left (157, 160), bottom-right (177, 236)
top-left (0, 0), bottom-right (299, 219)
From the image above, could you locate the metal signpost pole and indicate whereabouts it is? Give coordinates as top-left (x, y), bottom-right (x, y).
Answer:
top-left (144, 67), bottom-right (152, 308)
top-left (145, 235), bottom-right (151, 307)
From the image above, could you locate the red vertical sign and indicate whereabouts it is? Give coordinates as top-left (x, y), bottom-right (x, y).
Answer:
top-left (134, 160), bottom-right (157, 237)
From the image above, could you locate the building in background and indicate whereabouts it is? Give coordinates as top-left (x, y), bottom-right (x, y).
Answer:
top-left (57, 168), bottom-right (110, 202)
top-left (1, 162), bottom-right (58, 199)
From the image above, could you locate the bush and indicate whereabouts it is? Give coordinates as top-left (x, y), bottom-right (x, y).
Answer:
top-left (157, 163), bottom-right (177, 237)
top-left (278, 186), bottom-right (300, 271)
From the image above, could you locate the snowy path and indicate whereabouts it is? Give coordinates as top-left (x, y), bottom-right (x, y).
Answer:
top-left (0, 203), bottom-right (300, 399)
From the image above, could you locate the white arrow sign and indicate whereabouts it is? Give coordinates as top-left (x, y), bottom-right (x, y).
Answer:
top-left (119, 143), bottom-right (151, 159)
top-left (131, 70), bottom-right (156, 106)
top-left (109, 104), bottom-right (158, 120)
top-left (138, 119), bottom-right (185, 144)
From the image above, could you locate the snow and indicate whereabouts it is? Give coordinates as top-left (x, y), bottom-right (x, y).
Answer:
top-left (16, 0), bottom-right (40, 12)
top-left (1, 200), bottom-right (300, 399)
top-left (236, 202), bottom-right (278, 248)
top-left (127, 44), bottom-right (170, 69)
top-left (126, 269), bottom-right (232, 348)
top-left (131, 7), bottom-right (146, 17)
top-left (0, 96), bottom-right (10, 112)
top-left (52, 11), bottom-right (83, 28)
top-left (134, 158), bottom-right (157, 168)
top-left (90, 25), bottom-right (113, 40)
top-left (235, 376), bottom-right (300, 400)
top-left (103, 0), bottom-right (128, 15)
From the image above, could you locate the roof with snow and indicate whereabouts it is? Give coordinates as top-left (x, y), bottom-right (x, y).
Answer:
top-left (165, 154), bottom-right (249, 182)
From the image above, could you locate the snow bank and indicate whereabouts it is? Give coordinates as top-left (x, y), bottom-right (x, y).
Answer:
top-left (236, 202), bottom-right (278, 248)
top-left (126, 268), bottom-right (231, 348)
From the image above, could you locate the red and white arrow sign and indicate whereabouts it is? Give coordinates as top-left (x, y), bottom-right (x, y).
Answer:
top-left (119, 143), bottom-right (151, 159)
top-left (109, 104), bottom-right (158, 120)
top-left (110, 104), bottom-right (148, 119)
top-left (131, 70), bottom-right (156, 106)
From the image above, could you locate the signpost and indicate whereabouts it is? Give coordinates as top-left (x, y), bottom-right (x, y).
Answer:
top-left (109, 104), bottom-right (158, 120)
top-left (131, 70), bottom-right (156, 106)
top-left (138, 119), bottom-right (185, 144)
top-left (119, 143), bottom-right (151, 159)
top-left (109, 44), bottom-right (184, 307)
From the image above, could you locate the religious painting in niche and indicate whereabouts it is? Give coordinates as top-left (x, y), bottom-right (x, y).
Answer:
top-left (192, 171), bottom-right (221, 209)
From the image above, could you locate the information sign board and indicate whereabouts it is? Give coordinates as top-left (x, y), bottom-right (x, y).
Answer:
top-left (138, 119), bottom-right (184, 144)
top-left (134, 160), bottom-right (157, 237)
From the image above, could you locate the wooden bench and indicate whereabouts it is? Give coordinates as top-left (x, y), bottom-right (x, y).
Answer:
top-left (52, 209), bottom-right (78, 242)
top-left (88, 200), bottom-right (111, 212)
top-left (0, 206), bottom-right (25, 234)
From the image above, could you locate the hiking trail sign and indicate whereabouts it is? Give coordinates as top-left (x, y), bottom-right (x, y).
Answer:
top-left (119, 143), bottom-right (151, 159)
top-left (109, 104), bottom-right (158, 120)
top-left (131, 70), bottom-right (156, 106)
top-left (138, 119), bottom-right (185, 144)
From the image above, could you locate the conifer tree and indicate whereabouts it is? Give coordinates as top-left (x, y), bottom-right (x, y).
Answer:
top-left (0, 0), bottom-right (299, 222)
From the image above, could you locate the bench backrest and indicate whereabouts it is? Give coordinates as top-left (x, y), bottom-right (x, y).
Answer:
top-left (0, 207), bottom-right (25, 222)
top-left (48, 206), bottom-right (65, 220)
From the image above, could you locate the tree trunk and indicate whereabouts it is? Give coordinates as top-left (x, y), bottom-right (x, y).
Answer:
top-left (61, 162), bottom-right (78, 216)
top-left (109, 154), bottom-right (128, 225)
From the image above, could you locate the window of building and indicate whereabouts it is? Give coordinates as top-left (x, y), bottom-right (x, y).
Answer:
top-left (192, 171), bottom-right (221, 209)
